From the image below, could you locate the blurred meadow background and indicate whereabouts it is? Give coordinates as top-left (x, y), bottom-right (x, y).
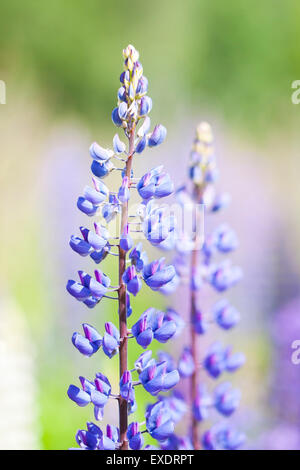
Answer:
top-left (1, 0), bottom-right (300, 449)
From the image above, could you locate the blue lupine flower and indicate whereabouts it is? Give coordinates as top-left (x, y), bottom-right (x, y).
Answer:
top-left (157, 230), bottom-right (176, 252)
top-left (118, 101), bottom-right (128, 119)
top-left (192, 309), bottom-right (208, 335)
top-left (136, 75), bottom-right (148, 95)
top-left (69, 235), bottom-right (93, 257)
top-left (88, 269), bottom-right (111, 296)
top-left (134, 350), bottom-right (154, 373)
top-left (148, 124), bottom-right (167, 147)
top-left (143, 258), bottom-right (176, 291)
top-left (90, 372), bottom-right (111, 415)
top-left (94, 269), bottom-right (112, 287)
top-left (75, 422), bottom-right (103, 450)
top-left (66, 279), bottom-right (91, 301)
top-left (137, 166), bottom-right (174, 200)
top-left (120, 224), bottom-right (133, 252)
top-left (131, 313), bottom-right (153, 348)
top-left (94, 405), bottom-right (105, 422)
top-left (91, 159), bottom-right (114, 179)
top-left (175, 232), bottom-right (194, 254)
top-left (113, 134), bottom-right (126, 154)
top-left (159, 391), bottom-right (187, 423)
top-left (211, 192), bottom-right (231, 212)
top-left (139, 96), bottom-right (152, 116)
top-left (73, 225), bottom-right (108, 254)
top-left (154, 172), bottom-right (174, 198)
top-left (191, 266), bottom-right (203, 291)
top-left (208, 261), bottom-right (242, 292)
top-left (111, 107), bottom-right (123, 126)
top-left (143, 206), bottom-right (175, 247)
top-left (204, 165), bottom-right (219, 183)
top-left (204, 342), bottom-right (245, 378)
top-left (68, 45), bottom-right (179, 451)
top-left (225, 350), bottom-right (246, 372)
top-left (132, 308), bottom-right (176, 348)
top-left (151, 315), bottom-right (176, 343)
top-left (127, 423), bottom-right (144, 450)
top-left (129, 243), bottom-right (148, 272)
top-left (120, 371), bottom-right (136, 414)
top-left (139, 361), bottom-right (179, 396)
top-left (99, 425), bottom-right (119, 450)
top-left (118, 176), bottom-right (130, 203)
top-left (77, 196), bottom-right (99, 216)
top-left (89, 142), bottom-right (113, 162)
top-left (122, 265), bottom-right (142, 296)
top-left (214, 224), bottom-right (238, 253)
top-left (175, 185), bottom-right (193, 206)
top-left (214, 382), bottom-right (241, 416)
top-left (102, 322), bottom-right (120, 358)
top-left (158, 273), bottom-right (180, 295)
top-left (157, 351), bottom-right (176, 372)
top-left (143, 220), bottom-right (171, 246)
top-left (213, 299), bottom-right (240, 330)
top-left (137, 171), bottom-right (156, 200)
top-left (164, 308), bottom-right (185, 337)
top-left (67, 376), bottom-right (94, 407)
top-left (94, 222), bottom-right (110, 244)
top-left (128, 389), bottom-right (137, 415)
top-left (203, 342), bottom-right (227, 378)
top-left (202, 233), bottom-right (216, 259)
top-left (83, 297), bottom-right (99, 309)
top-left (137, 115), bottom-right (151, 137)
top-left (72, 323), bottom-right (102, 356)
top-left (202, 422), bottom-right (245, 450)
top-left (90, 246), bottom-right (110, 264)
top-left (135, 135), bottom-right (147, 154)
top-left (120, 370), bottom-right (132, 399)
top-left (102, 193), bottom-right (120, 222)
top-left (161, 435), bottom-right (193, 451)
top-left (193, 385), bottom-right (212, 422)
top-left (146, 401), bottom-right (174, 441)
top-left (178, 347), bottom-right (195, 378)
top-left (189, 165), bottom-right (202, 185)
top-left (118, 86), bottom-right (126, 101)
top-left (126, 292), bottom-right (132, 317)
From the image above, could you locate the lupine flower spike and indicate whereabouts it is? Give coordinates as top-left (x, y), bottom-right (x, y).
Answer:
top-left (162, 123), bottom-right (245, 450)
top-left (66, 45), bottom-right (179, 450)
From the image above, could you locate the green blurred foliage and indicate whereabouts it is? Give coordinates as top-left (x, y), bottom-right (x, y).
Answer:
top-left (0, 0), bottom-right (299, 134)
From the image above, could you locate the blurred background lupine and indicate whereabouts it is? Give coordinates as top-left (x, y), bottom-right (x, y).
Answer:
top-left (66, 45), bottom-right (180, 450)
top-left (158, 123), bottom-right (245, 450)
top-left (1, 1), bottom-right (300, 450)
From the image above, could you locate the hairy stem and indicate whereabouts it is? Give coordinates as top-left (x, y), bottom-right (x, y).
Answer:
top-left (118, 127), bottom-right (135, 450)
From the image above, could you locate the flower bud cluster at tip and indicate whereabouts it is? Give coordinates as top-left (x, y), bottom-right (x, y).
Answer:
top-left (112, 44), bottom-right (166, 152)
top-left (189, 121), bottom-right (217, 190)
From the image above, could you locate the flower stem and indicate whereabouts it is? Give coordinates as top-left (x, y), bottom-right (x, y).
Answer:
top-left (118, 127), bottom-right (135, 450)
